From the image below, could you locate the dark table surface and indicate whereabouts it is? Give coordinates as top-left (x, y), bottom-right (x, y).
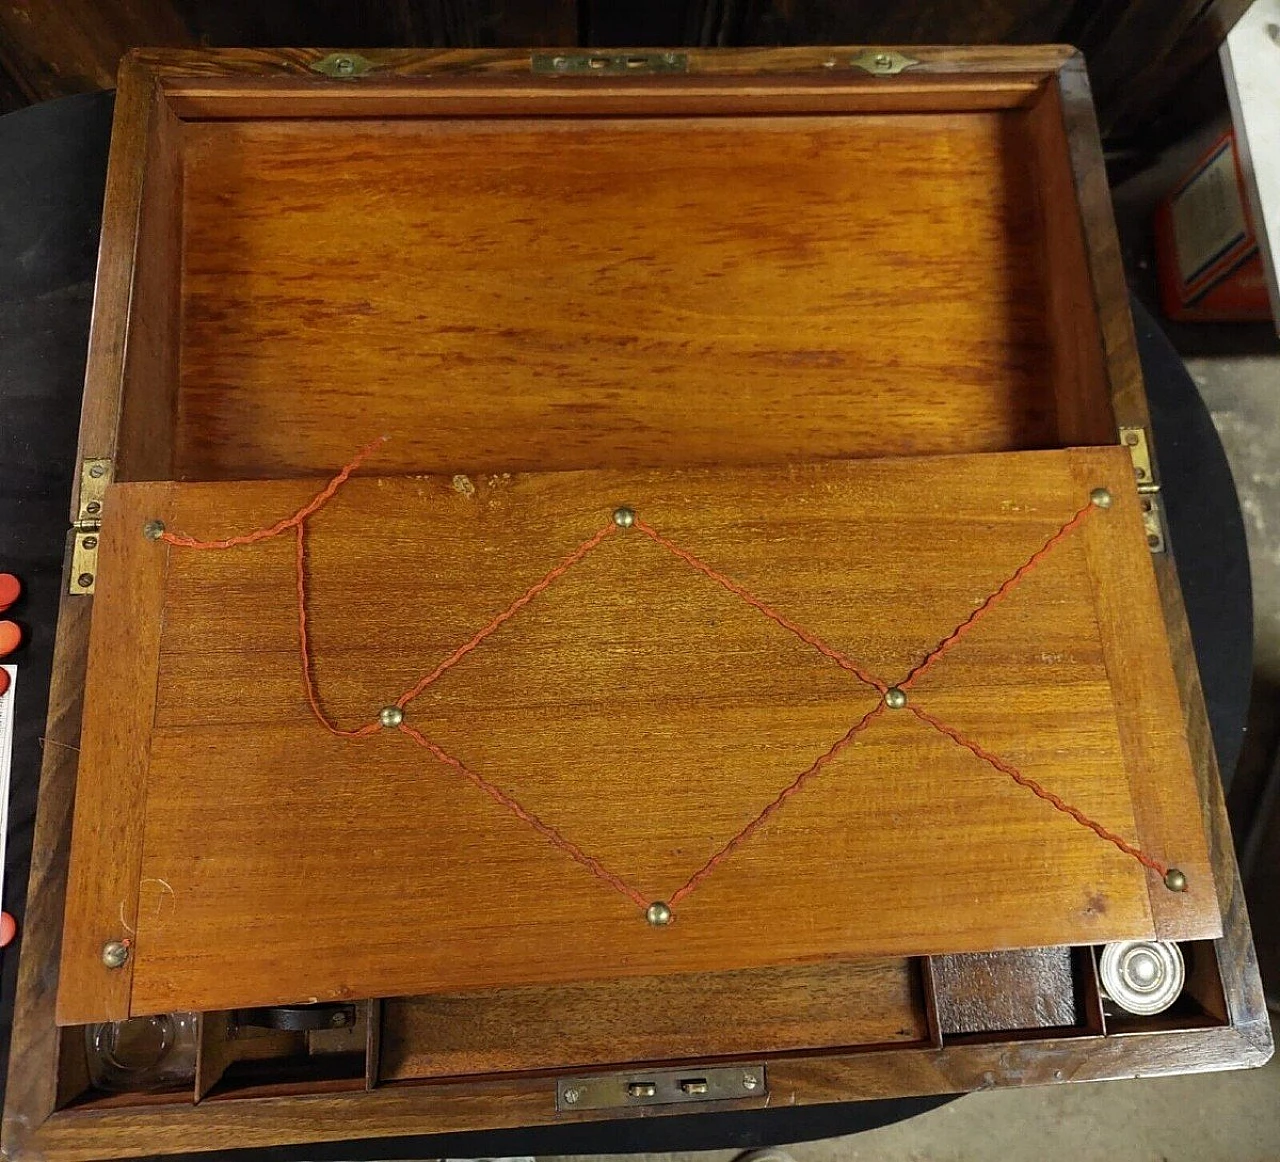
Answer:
top-left (0, 91), bottom-right (1254, 1159)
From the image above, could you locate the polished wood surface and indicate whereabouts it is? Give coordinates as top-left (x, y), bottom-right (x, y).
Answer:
top-left (932, 949), bottom-right (1077, 1034)
top-left (56, 448), bottom-right (1217, 1020)
top-left (2, 560), bottom-right (91, 1148)
top-left (30, 1022), bottom-right (1272, 1162)
top-left (57, 484), bottom-right (175, 1026)
top-left (176, 109), bottom-right (1071, 481)
top-left (381, 959), bottom-right (928, 1081)
top-left (8, 47), bottom-right (1269, 1162)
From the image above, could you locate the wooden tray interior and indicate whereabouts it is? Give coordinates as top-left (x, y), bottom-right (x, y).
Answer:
top-left (57, 940), bottom-right (1231, 1110)
top-left (54, 65), bottom-right (1234, 1117)
top-left (113, 80), bottom-right (1115, 485)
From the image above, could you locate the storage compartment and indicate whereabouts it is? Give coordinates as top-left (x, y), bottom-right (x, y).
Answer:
top-left (9, 48), bottom-right (1264, 1162)
top-left (195, 1006), bottom-right (370, 1100)
top-left (930, 947), bottom-right (1105, 1042)
top-left (112, 83), bottom-right (1117, 486)
top-left (379, 959), bottom-right (934, 1083)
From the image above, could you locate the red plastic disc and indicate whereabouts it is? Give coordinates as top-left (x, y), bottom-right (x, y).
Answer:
top-left (0, 622), bottom-right (19, 658)
top-left (0, 574), bottom-right (18, 613)
top-left (0, 668), bottom-right (9, 697)
top-left (0, 913), bottom-right (15, 948)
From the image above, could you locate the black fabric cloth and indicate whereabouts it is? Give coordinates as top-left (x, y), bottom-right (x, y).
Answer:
top-left (0, 91), bottom-right (1252, 1158)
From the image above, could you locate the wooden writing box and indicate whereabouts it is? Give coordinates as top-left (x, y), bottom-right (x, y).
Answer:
top-left (4, 45), bottom-right (1271, 1162)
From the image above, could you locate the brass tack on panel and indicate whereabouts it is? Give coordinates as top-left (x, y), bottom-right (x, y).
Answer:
top-left (646, 901), bottom-right (672, 926)
top-left (379, 706), bottom-right (405, 728)
top-left (613, 506), bottom-right (636, 529)
top-left (101, 940), bottom-right (130, 969)
top-left (1163, 867), bottom-right (1187, 893)
top-left (1090, 487), bottom-right (1113, 509)
top-left (884, 687), bottom-right (907, 709)
top-left (143, 519), bottom-right (166, 540)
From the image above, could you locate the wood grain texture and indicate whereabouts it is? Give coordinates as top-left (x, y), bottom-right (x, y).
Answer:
top-left (931, 949), bottom-right (1077, 1034)
top-left (74, 58), bottom-right (182, 506)
top-left (10, 45), bottom-right (1264, 1160)
top-left (56, 486), bottom-right (174, 1026)
top-left (1026, 75), bottom-right (1115, 447)
top-left (1053, 56), bottom-right (1148, 435)
top-left (1069, 451), bottom-right (1215, 934)
top-left (0, 0), bottom-right (190, 106)
top-left (131, 45), bottom-right (1066, 120)
top-left (176, 110), bottom-right (1073, 481)
top-left (138, 44), bottom-right (1075, 80)
top-left (114, 91), bottom-right (183, 483)
top-left (72, 58), bottom-right (154, 514)
top-left (1, 564), bottom-right (91, 1155)
top-left (380, 959), bottom-right (928, 1081)
top-left (1154, 551), bottom-right (1273, 1055)
top-left (56, 448), bottom-right (1214, 1019)
top-left (27, 1023), bottom-right (1272, 1162)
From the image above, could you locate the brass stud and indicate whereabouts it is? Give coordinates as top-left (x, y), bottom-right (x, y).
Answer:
top-left (101, 940), bottom-right (130, 969)
top-left (884, 687), bottom-right (907, 709)
top-left (379, 706), bottom-right (405, 728)
top-left (1090, 487), bottom-right (1113, 509)
top-left (1163, 867), bottom-right (1187, 893)
top-left (646, 901), bottom-right (672, 927)
top-left (613, 506), bottom-right (636, 529)
top-left (143, 519), bottom-right (166, 540)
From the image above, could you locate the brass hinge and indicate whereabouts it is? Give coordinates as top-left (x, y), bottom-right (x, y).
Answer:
top-left (557, 1064), bottom-right (766, 1111)
top-left (69, 458), bottom-right (112, 595)
top-left (532, 52), bottom-right (688, 76)
top-left (1120, 427), bottom-right (1166, 553)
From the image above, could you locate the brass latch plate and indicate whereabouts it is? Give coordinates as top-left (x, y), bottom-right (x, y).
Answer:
top-left (557, 1064), bottom-right (766, 1111)
top-left (70, 458), bottom-right (112, 595)
top-left (850, 50), bottom-right (920, 75)
top-left (532, 52), bottom-right (688, 76)
top-left (309, 52), bottom-right (376, 79)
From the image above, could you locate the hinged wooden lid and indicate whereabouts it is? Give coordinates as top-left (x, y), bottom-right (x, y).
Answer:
top-left (58, 446), bottom-right (1218, 1023)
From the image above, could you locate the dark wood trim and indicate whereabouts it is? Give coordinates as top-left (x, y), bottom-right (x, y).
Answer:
top-left (56, 485), bottom-right (175, 1026)
top-left (4, 45), bottom-right (1269, 1162)
top-left (142, 45), bottom-right (1062, 117)
top-left (1, 549), bottom-right (92, 1158)
top-left (136, 44), bottom-right (1078, 78)
top-left (72, 59), bottom-right (161, 517)
top-left (24, 1022), bottom-right (1271, 1162)
top-left (1051, 49), bottom-right (1271, 1060)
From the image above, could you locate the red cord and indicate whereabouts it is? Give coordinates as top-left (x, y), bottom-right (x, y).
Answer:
top-left (295, 524), bottom-right (381, 739)
top-left (399, 722), bottom-right (649, 908)
top-left (909, 704), bottom-right (1167, 876)
top-left (161, 437), bottom-right (386, 550)
top-left (394, 522), bottom-right (617, 710)
top-left (162, 457), bottom-right (1171, 912)
top-left (634, 519), bottom-right (886, 693)
top-left (902, 501), bottom-right (1098, 690)
top-left (670, 702), bottom-right (886, 905)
